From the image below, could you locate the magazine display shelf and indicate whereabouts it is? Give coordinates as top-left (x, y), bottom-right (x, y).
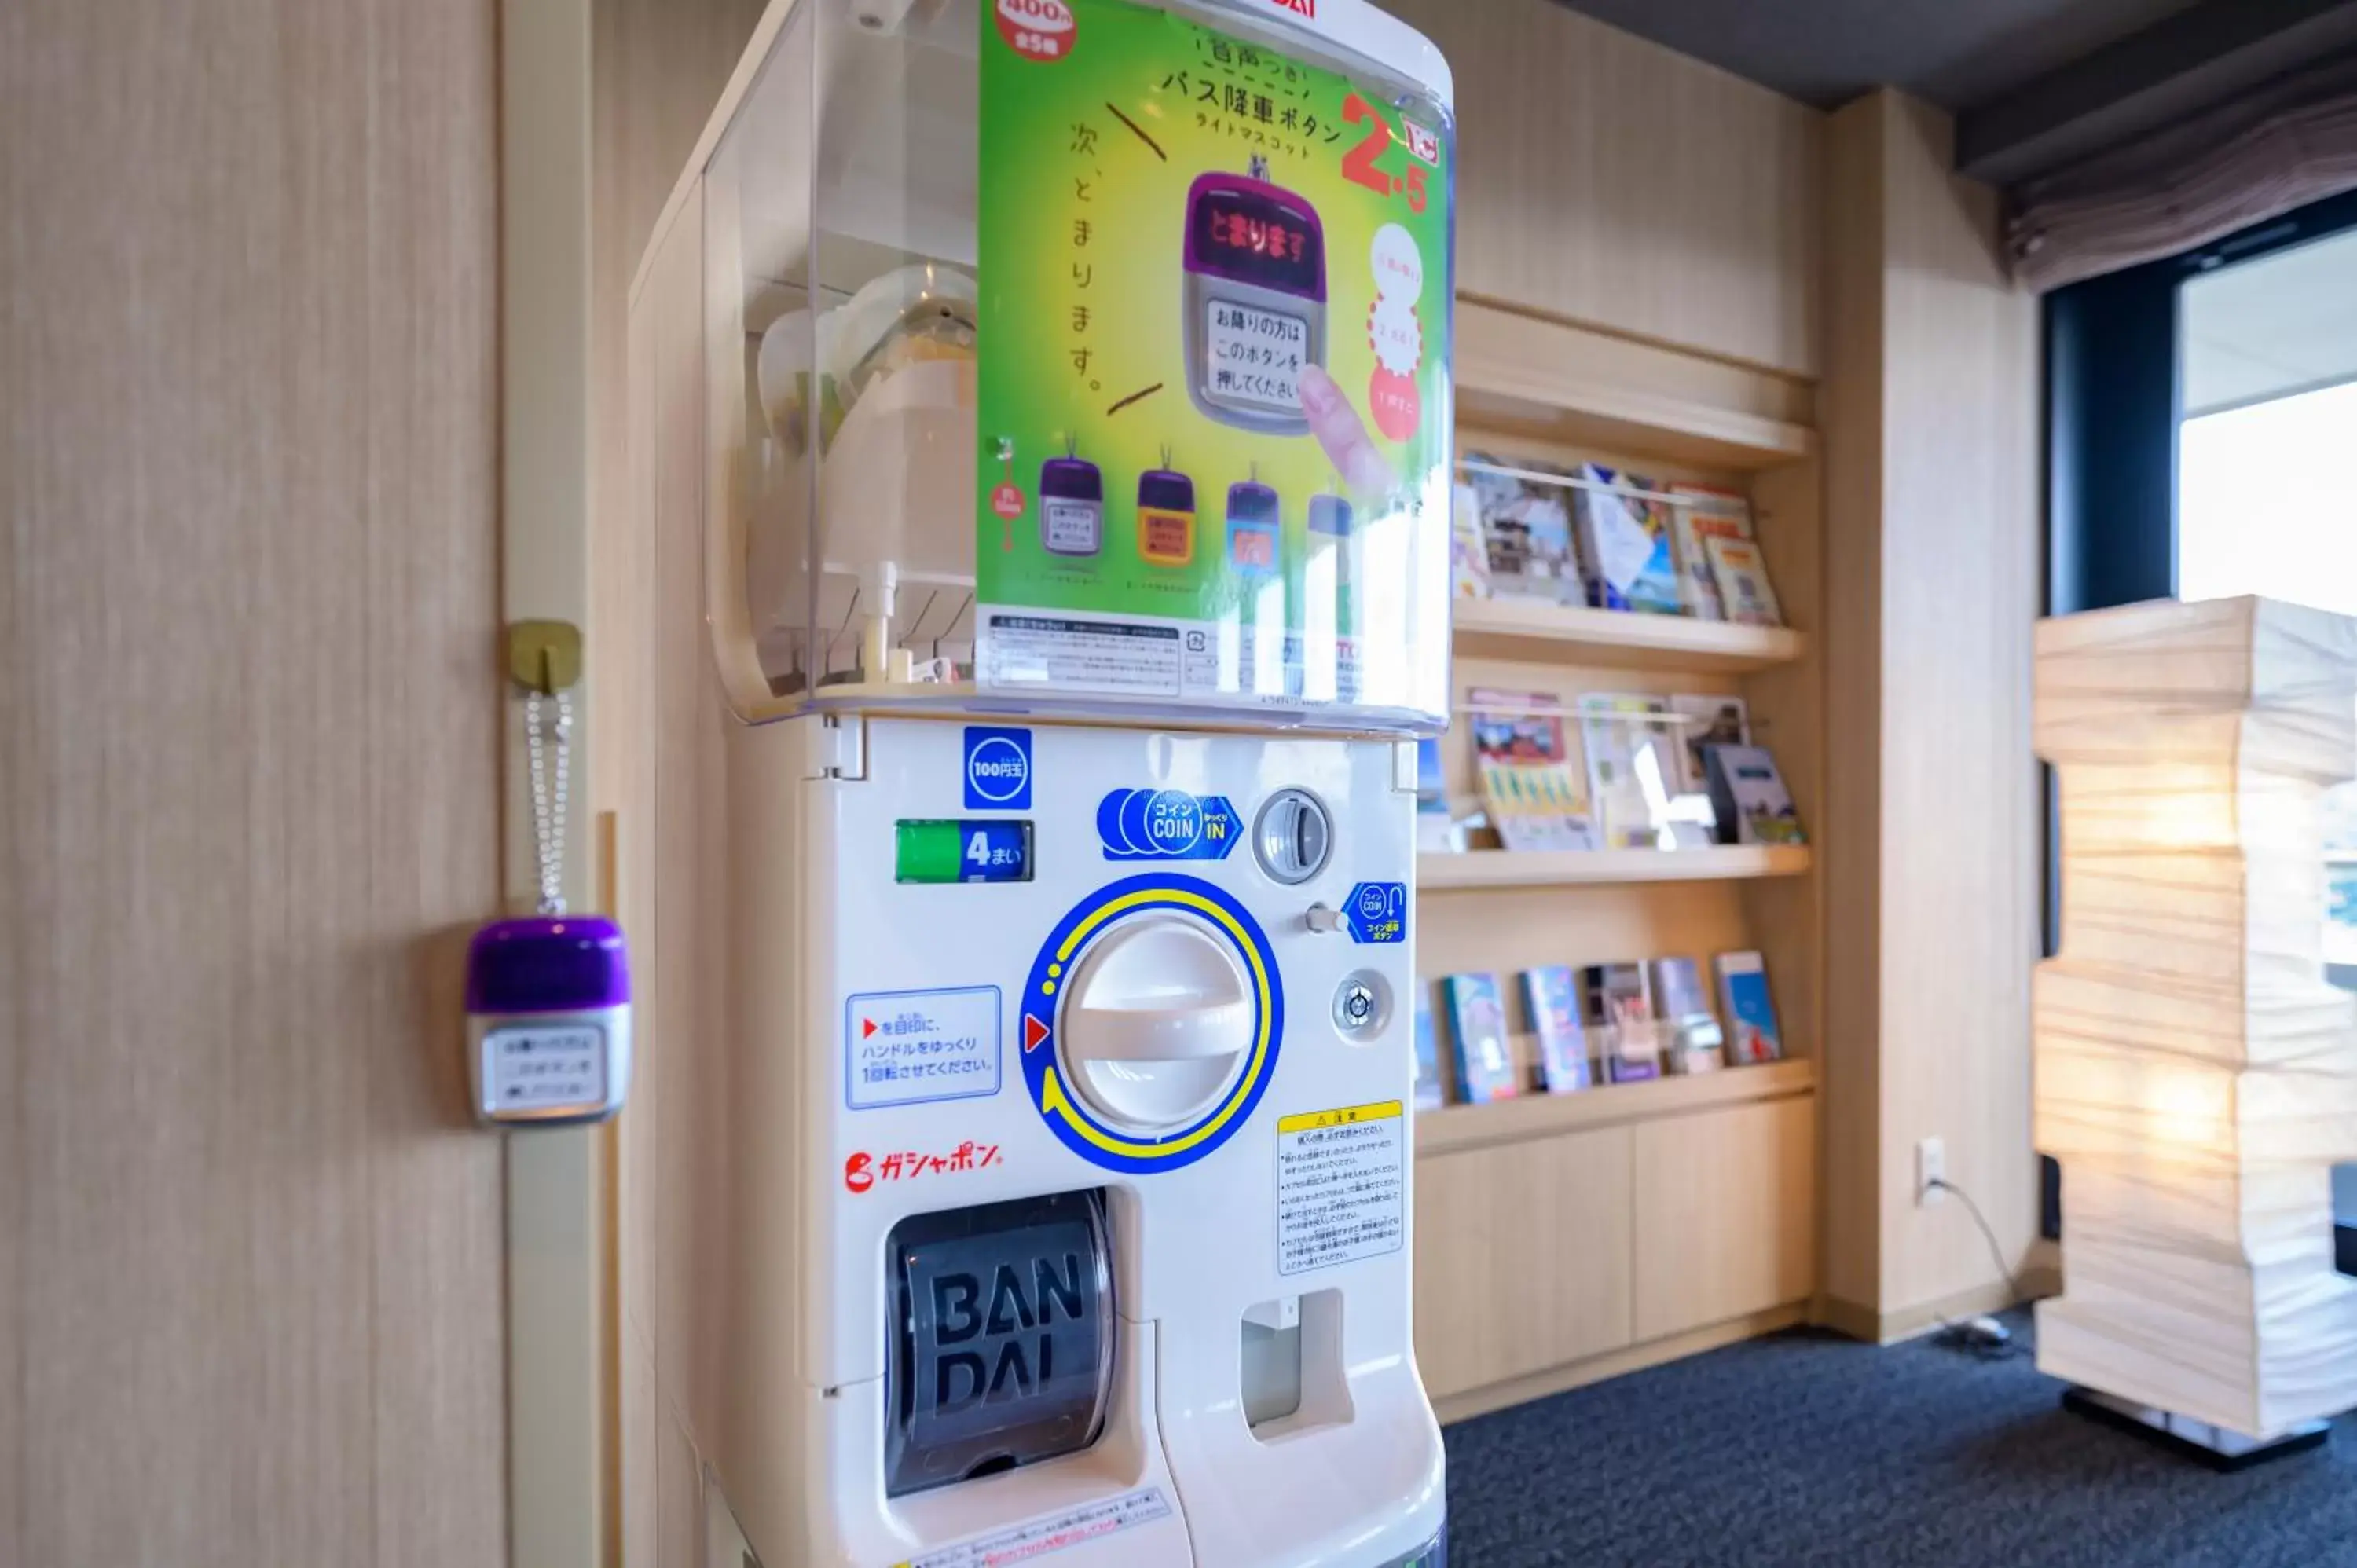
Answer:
top-left (1420, 844), bottom-right (1810, 891)
top-left (1414, 294), bottom-right (1825, 1425)
top-left (1417, 1057), bottom-right (1815, 1156)
top-left (1451, 596), bottom-right (1809, 673)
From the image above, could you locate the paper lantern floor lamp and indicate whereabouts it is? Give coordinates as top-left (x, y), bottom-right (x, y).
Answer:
top-left (2034, 595), bottom-right (2357, 1460)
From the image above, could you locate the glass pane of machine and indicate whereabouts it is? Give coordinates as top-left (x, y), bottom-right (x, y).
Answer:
top-left (710, 0), bottom-right (1454, 729)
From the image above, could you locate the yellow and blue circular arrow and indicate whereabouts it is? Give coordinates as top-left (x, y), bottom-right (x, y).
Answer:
top-left (1019, 872), bottom-right (1281, 1173)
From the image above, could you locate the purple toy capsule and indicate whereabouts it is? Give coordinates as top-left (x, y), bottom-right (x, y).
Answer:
top-left (1039, 455), bottom-right (1104, 557)
top-left (466, 914), bottom-right (632, 1125)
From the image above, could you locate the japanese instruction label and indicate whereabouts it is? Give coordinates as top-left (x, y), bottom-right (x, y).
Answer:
top-left (483, 1023), bottom-right (608, 1113)
top-left (976, 0), bottom-right (1453, 722)
top-left (1274, 1099), bottom-right (1406, 1276)
top-left (1205, 299), bottom-right (1309, 411)
top-left (845, 986), bottom-right (1002, 1109)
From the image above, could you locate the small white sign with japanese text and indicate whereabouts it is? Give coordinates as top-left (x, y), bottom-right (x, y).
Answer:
top-left (845, 986), bottom-right (1002, 1110)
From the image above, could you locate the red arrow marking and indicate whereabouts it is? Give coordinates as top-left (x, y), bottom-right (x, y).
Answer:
top-left (1024, 1014), bottom-right (1051, 1052)
top-left (861, 1018), bottom-right (877, 1038)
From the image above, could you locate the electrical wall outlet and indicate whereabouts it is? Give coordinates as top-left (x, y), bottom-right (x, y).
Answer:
top-left (1917, 1137), bottom-right (1946, 1206)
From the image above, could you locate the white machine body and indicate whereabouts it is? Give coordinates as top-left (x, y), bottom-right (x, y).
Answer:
top-left (720, 714), bottom-right (1442, 1565)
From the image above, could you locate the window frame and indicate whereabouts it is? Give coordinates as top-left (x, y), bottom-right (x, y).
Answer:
top-left (2045, 183), bottom-right (2357, 628)
top-left (2040, 185), bottom-right (2357, 1240)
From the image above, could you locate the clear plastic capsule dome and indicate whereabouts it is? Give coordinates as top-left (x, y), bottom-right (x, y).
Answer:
top-left (686, 0), bottom-right (1457, 731)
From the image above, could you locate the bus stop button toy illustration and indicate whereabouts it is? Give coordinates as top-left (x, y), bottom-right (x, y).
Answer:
top-left (1183, 158), bottom-right (1326, 435)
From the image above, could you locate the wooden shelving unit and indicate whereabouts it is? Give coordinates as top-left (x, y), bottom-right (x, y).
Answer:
top-left (1451, 595), bottom-right (1808, 672)
top-left (1420, 844), bottom-right (1809, 891)
top-left (1413, 292), bottom-right (1826, 1423)
top-left (1453, 299), bottom-right (1816, 472)
top-left (1417, 1058), bottom-right (1816, 1157)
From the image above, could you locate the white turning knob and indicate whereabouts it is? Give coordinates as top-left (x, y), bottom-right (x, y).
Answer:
top-left (1058, 914), bottom-right (1255, 1131)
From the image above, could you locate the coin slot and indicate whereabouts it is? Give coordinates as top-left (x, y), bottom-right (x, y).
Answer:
top-left (1253, 788), bottom-right (1333, 885)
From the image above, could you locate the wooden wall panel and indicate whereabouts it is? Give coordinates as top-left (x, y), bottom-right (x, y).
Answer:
top-left (1875, 93), bottom-right (2041, 1318)
top-left (1819, 91), bottom-right (2042, 1335)
top-left (590, 3), bottom-right (768, 1563)
top-left (0, 0), bottom-right (507, 1562)
top-left (1385, 0), bottom-right (1823, 378)
top-left (1816, 93), bottom-right (1890, 1317)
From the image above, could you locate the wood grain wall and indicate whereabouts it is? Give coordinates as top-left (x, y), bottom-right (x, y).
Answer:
top-left (590, 2), bottom-right (768, 1563)
top-left (0, 0), bottom-right (508, 1563)
top-left (1384, 0), bottom-right (1824, 379)
top-left (1820, 91), bottom-right (2043, 1336)
top-left (1818, 92), bottom-right (1890, 1316)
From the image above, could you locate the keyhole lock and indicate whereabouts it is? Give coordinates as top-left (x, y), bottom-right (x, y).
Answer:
top-left (1332, 970), bottom-right (1392, 1041)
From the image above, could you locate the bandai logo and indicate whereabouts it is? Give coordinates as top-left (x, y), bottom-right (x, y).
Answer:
top-left (1269, 0), bottom-right (1315, 16)
top-left (963, 726), bottom-right (1033, 810)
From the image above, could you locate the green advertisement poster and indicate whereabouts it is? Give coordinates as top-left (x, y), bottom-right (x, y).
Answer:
top-left (976, 0), bottom-right (1453, 716)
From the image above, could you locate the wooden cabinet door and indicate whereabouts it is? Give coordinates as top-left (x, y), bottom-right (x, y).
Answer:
top-left (1633, 1095), bottom-right (1817, 1341)
top-left (1413, 1126), bottom-right (1634, 1401)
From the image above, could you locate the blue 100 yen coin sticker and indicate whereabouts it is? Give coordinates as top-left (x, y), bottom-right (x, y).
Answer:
top-left (963, 727), bottom-right (1032, 810)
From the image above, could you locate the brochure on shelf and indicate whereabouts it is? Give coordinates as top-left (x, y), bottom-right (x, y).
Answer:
top-left (1442, 973), bottom-right (1519, 1104)
top-left (1582, 962), bottom-right (1662, 1083)
top-left (1464, 451), bottom-right (1578, 603)
top-left (1706, 535), bottom-right (1783, 627)
top-left (1649, 956), bottom-right (1725, 1074)
top-left (1470, 688), bottom-right (1596, 852)
top-left (1572, 463), bottom-right (1681, 615)
top-left (1665, 482), bottom-right (1754, 621)
top-left (1715, 951), bottom-right (1786, 1064)
top-left (1577, 693), bottom-right (1711, 851)
top-left (1412, 980), bottom-right (1448, 1109)
top-left (1522, 965), bottom-right (1593, 1094)
top-left (1704, 743), bottom-right (1805, 847)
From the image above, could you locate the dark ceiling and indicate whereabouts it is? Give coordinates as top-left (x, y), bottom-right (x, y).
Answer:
top-left (1552, 0), bottom-right (2197, 111)
top-left (1552, 0), bottom-right (2357, 181)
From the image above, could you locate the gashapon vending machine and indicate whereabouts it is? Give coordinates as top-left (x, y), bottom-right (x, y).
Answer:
top-left (631, 0), bottom-right (1457, 1559)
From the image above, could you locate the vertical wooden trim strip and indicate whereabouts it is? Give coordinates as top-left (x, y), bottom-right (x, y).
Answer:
top-left (502, 0), bottom-right (608, 1562)
top-left (598, 808), bottom-right (625, 1566)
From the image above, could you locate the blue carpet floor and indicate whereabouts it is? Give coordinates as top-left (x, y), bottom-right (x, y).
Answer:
top-left (1442, 1317), bottom-right (2357, 1566)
